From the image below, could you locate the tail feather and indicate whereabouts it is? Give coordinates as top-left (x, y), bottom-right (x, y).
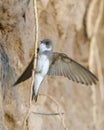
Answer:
top-left (32, 92), bottom-right (38, 102)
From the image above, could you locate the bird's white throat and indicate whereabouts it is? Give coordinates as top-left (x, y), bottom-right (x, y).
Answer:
top-left (39, 43), bottom-right (52, 52)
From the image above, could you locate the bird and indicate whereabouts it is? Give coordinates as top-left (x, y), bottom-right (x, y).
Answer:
top-left (14, 39), bottom-right (98, 102)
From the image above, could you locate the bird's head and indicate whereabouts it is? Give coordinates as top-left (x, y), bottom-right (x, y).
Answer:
top-left (39, 39), bottom-right (53, 53)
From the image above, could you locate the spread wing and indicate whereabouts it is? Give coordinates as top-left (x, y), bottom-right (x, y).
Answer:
top-left (48, 53), bottom-right (98, 85)
top-left (13, 56), bottom-right (34, 86)
top-left (13, 48), bottom-right (39, 86)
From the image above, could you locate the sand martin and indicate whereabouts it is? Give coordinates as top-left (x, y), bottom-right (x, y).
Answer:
top-left (14, 39), bottom-right (98, 102)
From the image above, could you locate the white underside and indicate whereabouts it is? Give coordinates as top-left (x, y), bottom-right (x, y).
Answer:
top-left (34, 54), bottom-right (50, 96)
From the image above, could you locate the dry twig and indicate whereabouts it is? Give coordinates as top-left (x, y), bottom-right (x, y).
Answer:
top-left (30, 0), bottom-right (39, 107)
top-left (23, 0), bottom-right (39, 129)
top-left (32, 112), bottom-right (64, 116)
top-left (88, 0), bottom-right (103, 129)
top-left (40, 93), bottom-right (69, 130)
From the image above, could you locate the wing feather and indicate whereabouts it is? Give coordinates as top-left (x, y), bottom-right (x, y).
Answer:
top-left (71, 61), bottom-right (90, 85)
top-left (48, 52), bottom-right (98, 85)
top-left (13, 56), bottom-right (34, 86)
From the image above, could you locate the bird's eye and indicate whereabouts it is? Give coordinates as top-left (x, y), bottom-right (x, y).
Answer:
top-left (46, 41), bottom-right (49, 45)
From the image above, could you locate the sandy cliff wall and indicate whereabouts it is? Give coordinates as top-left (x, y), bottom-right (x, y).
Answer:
top-left (0, 0), bottom-right (104, 130)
